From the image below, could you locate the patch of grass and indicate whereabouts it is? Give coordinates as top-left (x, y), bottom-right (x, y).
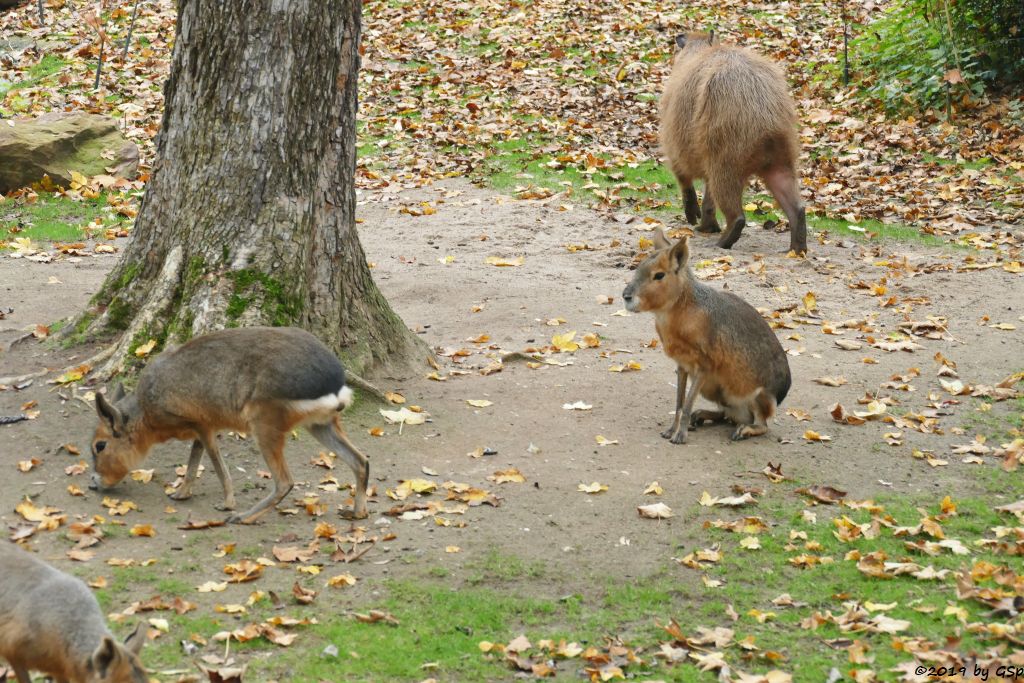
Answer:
top-left (920, 151), bottom-right (993, 171)
top-left (806, 213), bottom-right (954, 249)
top-left (97, 479), bottom-right (1022, 682)
top-left (478, 143), bottom-right (955, 250)
top-left (694, 493), bottom-right (1024, 681)
top-left (959, 396), bottom-right (1024, 442)
top-left (466, 547), bottom-right (546, 585)
top-left (0, 192), bottom-right (113, 243)
top-left (0, 54), bottom-right (67, 104)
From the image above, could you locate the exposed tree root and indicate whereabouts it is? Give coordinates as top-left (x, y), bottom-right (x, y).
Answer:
top-left (0, 369), bottom-right (47, 387)
top-left (77, 246), bottom-right (184, 383)
top-left (346, 371), bottom-right (389, 404)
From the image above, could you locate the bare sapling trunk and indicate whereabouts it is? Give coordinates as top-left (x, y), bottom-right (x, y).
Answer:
top-left (63, 0), bottom-right (425, 380)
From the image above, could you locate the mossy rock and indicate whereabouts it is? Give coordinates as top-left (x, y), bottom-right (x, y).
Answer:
top-left (0, 112), bottom-right (139, 193)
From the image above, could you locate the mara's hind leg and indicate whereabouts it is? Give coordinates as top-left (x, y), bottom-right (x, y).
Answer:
top-left (226, 421), bottom-right (292, 524)
top-left (670, 167), bottom-right (700, 225)
top-left (697, 183), bottom-right (721, 233)
top-left (731, 390), bottom-right (776, 441)
top-left (169, 439), bottom-right (204, 501)
top-left (309, 416), bottom-right (369, 519)
top-left (762, 165), bottom-right (807, 255)
top-left (690, 408), bottom-right (726, 428)
top-left (710, 170), bottom-right (748, 250)
top-left (12, 665), bottom-right (32, 683)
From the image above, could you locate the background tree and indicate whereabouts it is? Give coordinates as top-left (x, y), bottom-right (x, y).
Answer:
top-left (64, 0), bottom-right (424, 379)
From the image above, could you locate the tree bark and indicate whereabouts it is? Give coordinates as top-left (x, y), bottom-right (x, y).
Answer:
top-left (67, 0), bottom-right (424, 379)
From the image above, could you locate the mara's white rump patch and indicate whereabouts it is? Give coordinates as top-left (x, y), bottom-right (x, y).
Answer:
top-left (291, 386), bottom-right (353, 415)
top-left (338, 386), bottom-right (354, 410)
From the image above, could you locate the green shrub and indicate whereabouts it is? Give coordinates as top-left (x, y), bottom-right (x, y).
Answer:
top-left (853, 0), bottom-right (990, 114)
top-left (948, 0), bottom-right (1024, 85)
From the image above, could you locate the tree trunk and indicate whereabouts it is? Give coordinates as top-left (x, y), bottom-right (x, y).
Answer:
top-left (67, 0), bottom-right (424, 379)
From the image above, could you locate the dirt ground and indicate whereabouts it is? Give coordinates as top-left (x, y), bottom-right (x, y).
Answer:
top-left (1, 180), bottom-right (1022, 665)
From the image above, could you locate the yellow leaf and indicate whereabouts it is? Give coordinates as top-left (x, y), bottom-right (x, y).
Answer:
top-left (643, 481), bottom-right (663, 495)
top-left (326, 573), bottom-right (357, 588)
top-left (130, 524), bottom-right (156, 537)
top-left (637, 502), bottom-right (673, 519)
top-left (577, 482), bottom-right (608, 494)
top-left (134, 339), bottom-right (157, 358)
top-left (802, 291), bottom-right (817, 313)
top-left (803, 430), bottom-right (832, 442)
top-left (488, 468), bottom-right (526, 484)
top-left (466, 399), bottom-right (493, 408)
top-left (595, 435), bottom-right (619, 446)
top-left (552, 331), bottom-right (580, 352)
top-left (197, 581), bottom-right (228, 593)
top-left (484, 255), bottom-right (524, 267)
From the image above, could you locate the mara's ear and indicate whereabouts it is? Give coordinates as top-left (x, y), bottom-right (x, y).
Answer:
top-left (124, 621), bottom-right (146, 656)
top-left (91, 635), bottom-right (119, 677)
top-left (674, 34), bottom-right (686, 50)
top-left (669, 237), bottom-right (690, 272)
top-left (95, 391), bottom-right (125, 436)
top-left (708, 29), bottom-right (715, 44)
top-left (652, 229), bottom-right (671, 250)
top-left (110, 382), bottom-right (126, 403)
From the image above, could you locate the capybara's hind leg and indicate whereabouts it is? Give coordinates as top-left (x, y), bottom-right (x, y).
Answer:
top-left (671, 169), bottom-right (700, 225)
top-left (712, 172), bottom-right (747, 249)
top-left (763, 166), bottom-right (807, 254)
top-left (697, 184), bottom-right (721, 233)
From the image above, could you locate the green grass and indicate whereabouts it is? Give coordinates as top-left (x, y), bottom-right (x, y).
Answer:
top-left (0, 54), bottom-right (68, 105)
top-left (465, 546), bottom-right (546, 584)
top-left (959, 396), bottom-right (1024, 442)
top-left (807, 213), bottom-right (954, 249)
top-left (0, 192), bottom-right (113, 243)
top-left (475, 139), bottom-right (952, 249)
top-left (116, 478), bottom-right (1023, 682)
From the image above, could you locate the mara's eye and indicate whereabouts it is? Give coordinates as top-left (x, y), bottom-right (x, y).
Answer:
top-left (653, 272), bottom-right (666, 281)
top-left (94, 441), bottom-right (107, 454)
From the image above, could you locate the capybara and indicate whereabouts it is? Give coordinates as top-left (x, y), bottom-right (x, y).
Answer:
top-left (660, 31), bottom-right (807, 254)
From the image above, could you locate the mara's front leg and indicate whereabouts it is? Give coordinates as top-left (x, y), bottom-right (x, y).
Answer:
top-left (661, 367), bottom-right (688, 442)
top-left (168, 439), bottom-right (204, 501)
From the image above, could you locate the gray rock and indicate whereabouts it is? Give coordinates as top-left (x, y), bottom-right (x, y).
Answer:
top-left (0, 112), bottom-right (139, 193)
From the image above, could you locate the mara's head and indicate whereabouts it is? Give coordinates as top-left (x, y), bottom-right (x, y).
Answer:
top-left (672, 30), bottom-right (714, 58)
top-left (91, 385), bottom-right (143, 491)
top-left (89, 622), bottom-right (147, 683)
top-left (622, 231), bottom-right (691, 313)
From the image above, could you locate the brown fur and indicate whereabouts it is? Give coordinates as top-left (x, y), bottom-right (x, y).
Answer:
top-left (622, 230), bottom-right (791, 442)
top-left (0, 544), bottom-right (146, 683)
top-left (660, 31), bottom-right (807, 254)
top-left (90, 327), bottom-right (369, 524)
